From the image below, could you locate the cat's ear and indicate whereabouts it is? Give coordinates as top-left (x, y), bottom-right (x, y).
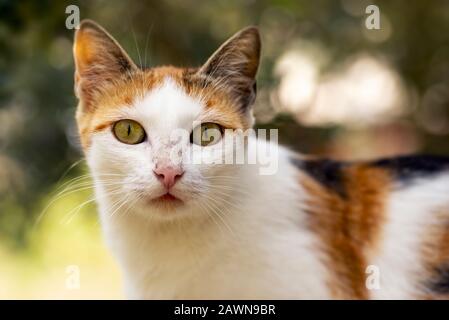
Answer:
top-left (198, 26), bottom-right (261, 111)
top-left (73, 20), bottom-right (137, 109)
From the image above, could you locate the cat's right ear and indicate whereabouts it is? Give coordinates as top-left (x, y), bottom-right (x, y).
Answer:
top-left (73, 20), bottom-right (137, 110)
top-left (198, 27), bottom-right (261, 112)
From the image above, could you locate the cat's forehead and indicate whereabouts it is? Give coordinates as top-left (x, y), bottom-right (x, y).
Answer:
top-left (95, 66), bottom-right (245, 126)
top-left (131, 76), bottom-right (203, 131)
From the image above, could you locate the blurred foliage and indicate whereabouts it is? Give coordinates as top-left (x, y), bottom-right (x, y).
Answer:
top-left (0, 0), bottom-right (448, 252)
top-left (0, 184), bottom-right (122, 298)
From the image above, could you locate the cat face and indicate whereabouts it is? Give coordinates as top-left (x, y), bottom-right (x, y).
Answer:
top-left (73, 20), bottom-right (260, 219)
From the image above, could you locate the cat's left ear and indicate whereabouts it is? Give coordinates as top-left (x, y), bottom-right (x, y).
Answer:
top-left (198, 26), bottom-right (261, 111)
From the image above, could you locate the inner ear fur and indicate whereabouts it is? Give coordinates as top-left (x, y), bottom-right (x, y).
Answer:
top-left (198, 26), bottom-right (261, 111)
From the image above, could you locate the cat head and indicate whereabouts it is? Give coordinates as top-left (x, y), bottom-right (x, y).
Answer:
top-left (73, 20), bottom-right (261, 219)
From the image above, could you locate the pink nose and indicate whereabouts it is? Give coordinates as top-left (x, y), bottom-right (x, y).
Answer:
top-left (153, 165), bottom-right (184, 189)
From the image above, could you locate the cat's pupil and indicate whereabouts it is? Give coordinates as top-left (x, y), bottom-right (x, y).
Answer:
top-left (127, 124), bottom-right (131, 136)
top-left (203, 127), bottom-right (212, 142)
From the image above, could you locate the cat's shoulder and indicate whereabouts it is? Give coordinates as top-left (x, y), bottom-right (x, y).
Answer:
top-left (290, 154), bottom-right (449, 196)
top-left (369, 154), bottom-right (449, 181)
top-left (289, 154), bottom-right (449, 299)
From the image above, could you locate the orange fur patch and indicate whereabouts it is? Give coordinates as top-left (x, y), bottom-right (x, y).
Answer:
top-left (300, 164), bottom-right (390, 299)
top-left (76, 67), bottom-right (249, 149)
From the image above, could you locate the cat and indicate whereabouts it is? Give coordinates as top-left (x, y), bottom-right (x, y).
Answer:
top-left (73, 19), bottom-right (449, 299)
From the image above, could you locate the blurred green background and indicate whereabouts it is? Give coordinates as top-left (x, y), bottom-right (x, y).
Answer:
top-left (0, 0), bottom-right (448, 299)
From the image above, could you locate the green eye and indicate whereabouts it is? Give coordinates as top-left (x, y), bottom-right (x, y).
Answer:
top-left (191, 122), bottom-right (223, 146)
top-left (113, 119), bottom-right (146, 144)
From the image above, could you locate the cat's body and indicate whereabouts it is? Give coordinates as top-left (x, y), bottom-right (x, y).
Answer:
top-left (73, 20), bottom-right (449, 299)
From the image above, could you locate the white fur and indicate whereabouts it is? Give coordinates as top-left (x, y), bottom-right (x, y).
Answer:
top-left (369, 173), bottom-right (449, 299)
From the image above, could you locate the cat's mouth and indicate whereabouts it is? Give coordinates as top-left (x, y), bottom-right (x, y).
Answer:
top-left (149, 192), bottom-right (184, 208)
